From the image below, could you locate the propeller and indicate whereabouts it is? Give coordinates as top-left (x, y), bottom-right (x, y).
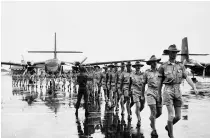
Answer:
top-left (190, 59), bottom-right (207, 79)
top-left (203, 66), bottom-right (206, 79)
top-left (73, 57), bottom-right (88, 67)
top-left (80, 57), bottom-right (87, 65)
top-left (193, 60), bottom-right (206, 79)
top-left (63, 57), bottom-right (87, 66)
top-left (22, 61), bottom-right (41, 75)
top-left (202, 63), bottom-right (208, 79)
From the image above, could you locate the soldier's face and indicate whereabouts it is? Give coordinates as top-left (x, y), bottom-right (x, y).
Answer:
top-left (151, 62), bottom-right (157, 68)
top-left (135, 66), bottom-right (140, 71)
top-left (169, 51), bottom-right (177, 60)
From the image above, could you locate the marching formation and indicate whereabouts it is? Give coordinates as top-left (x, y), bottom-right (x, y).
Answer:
top-left (10, 44), bottom-right (198, 138)
top-left (74, 44), bottom-right (198, 138)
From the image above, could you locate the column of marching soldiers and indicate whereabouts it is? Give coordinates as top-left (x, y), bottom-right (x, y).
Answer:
top-left (10, 45), bottom-right (198, 138)
top-left (74, 56), bottom-right (163, 137)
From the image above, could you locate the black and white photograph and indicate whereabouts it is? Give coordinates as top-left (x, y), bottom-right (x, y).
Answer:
top-left (1, 1), bottom-right (210, 138)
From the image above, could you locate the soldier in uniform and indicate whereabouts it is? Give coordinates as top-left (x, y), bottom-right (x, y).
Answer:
top-left (25, 72), bottom-right (31, 89)
top-left (22, 74), bottom-right (26, 86)
top-left (85, 66), bottom-right (94, 103)
top-left (55, 76), bottom-right (62, 90)
top-left (107, 64), bottom-right (116, 108)
top-left (75, 66), bottom-right (93, 117)
top-left (120, 61), bottom-right (132, 119)
top-left (48, 73), bottom-right (56, 90)
top-left (67, 71), bottom-right (72, 92)
top-left (143, 55), bottom-right (162, 136)
top-left (12, 73), bottom-right (17, 87)
top-left (16, 74), bottom-right (20, 87)
top-left (158, 44), bottom-right (198, 138)
top-left (34, 72), bottom-right (39, 88)
top-left (129, 61), bottom-right (145, 127)
top-left (116, 62), bottom-right (126, 113)
top-left (93, 65), bottom-right (102, 108)
top-left (19, 74), bottom-right (23, 87)
top-left (45, 73), bottom-right (50, 88)
top-left (39, 71), bottom-right (45, 88)
top-left (62, 73), bottom-right (67, 90)
top-left (99, 65), bottom-right (109, 102)
top-left (72, 66), bottom-right (78, 94)
top-left (29, 72), bottom-right (36, 92)
top-left (113, 63), bottom-right (120, 111)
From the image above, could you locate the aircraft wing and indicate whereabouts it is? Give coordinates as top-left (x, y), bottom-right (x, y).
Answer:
top-left (162, 53), bottom-right (209, 56)
top-left (33, 61), bottom-right (45, 66)
top-left (61, 61), bottom-right (74, 66)
top-left (1, 61), bottom-right (26, 66)
top-left (200, 63), bottom-right (210, 67)
top-left (84, 59), bottom-right (145, 66)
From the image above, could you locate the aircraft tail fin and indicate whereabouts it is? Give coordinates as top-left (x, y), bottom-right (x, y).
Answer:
top-left (54, 32), bottom-right (57, 59)
top-left (180, 37), bottom-right (209, 63)
top-left (28, 32), bottom-right (83, 58)
top-left (181, 37), bottom-right (189, 63)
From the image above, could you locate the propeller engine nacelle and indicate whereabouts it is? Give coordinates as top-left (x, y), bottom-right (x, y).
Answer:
top-left (27, 61), bottom-right (32, 66)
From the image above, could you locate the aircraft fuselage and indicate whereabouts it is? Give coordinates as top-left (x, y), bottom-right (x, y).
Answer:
top-left (45, 59), bottom-right (61, 74)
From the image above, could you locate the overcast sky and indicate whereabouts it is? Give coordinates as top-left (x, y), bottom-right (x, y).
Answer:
top-left (1, 1), bottom-right (210, 70)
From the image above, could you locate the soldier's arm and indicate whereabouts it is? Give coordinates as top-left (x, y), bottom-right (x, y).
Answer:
top-left (142, 73), bottom-right (146, 97)
top-left (120, 74), bottom-right (124, 92)
top-left (105, 73), bottom-right (109, 87)
top-left (115, 73), bottom-right (119, 91)
top-left (128, 77), bottom-right (132, 92)
top-left (182, 65), bottom-right (198, 94)
top-left (109, 73), bottom-right (112, 90)
top-left (99, 73), bottom-right (103, 84)
top-left (158, 65), bottom-right (164, 97)
top-left (142, 71), bottom-right (147, 93)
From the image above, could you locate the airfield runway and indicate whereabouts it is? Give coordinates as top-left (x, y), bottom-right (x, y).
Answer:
top-left (1, 74), bottom-right (210, 138)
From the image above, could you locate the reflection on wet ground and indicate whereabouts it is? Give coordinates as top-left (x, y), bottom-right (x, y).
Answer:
top-left (2, 75), bottom-right (210, 138)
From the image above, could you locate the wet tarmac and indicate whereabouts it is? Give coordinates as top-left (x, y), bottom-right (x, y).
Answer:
top-left (1, 74), bottom-right (210, 138)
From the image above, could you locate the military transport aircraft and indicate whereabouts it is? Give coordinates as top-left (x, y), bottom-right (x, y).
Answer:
top-left (1, 33), bottom-right (83, 75)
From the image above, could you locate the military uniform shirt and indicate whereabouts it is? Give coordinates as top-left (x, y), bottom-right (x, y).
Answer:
top-left (143, 68), bottom-right (159, 89)
top-left (130, 71), bottom-right (144, 96)
top-left (108, 71), bottom-right (118, 87)
top-left (115, 70), bottom-right (123, 89)
top-left (120, 71), bottom-right (132, 90)
top-left (158, 61), bottom-right (187, 84)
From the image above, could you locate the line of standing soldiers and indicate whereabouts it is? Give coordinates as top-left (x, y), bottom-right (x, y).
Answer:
top-left (11, 71), bottom-right (74, 92)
